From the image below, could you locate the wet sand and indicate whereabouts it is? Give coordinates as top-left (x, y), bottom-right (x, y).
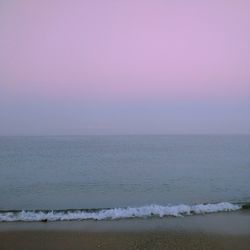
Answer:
top-left (1, 231), bottom-right (250, 250)
top-left (1, 211), bottom-right (250, 250)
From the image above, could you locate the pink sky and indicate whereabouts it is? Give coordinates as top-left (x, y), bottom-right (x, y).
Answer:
top-left (0, 0), bottom-right (250, 134)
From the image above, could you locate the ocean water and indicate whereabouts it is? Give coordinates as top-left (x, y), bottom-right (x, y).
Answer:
top-left (0, 135), bottom-right (249, 221)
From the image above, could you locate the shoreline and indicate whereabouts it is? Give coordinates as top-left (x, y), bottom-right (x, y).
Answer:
top-left (1, 210), bottom-right (250, 234)
top-left (1, 211), bottom-right (250, 250)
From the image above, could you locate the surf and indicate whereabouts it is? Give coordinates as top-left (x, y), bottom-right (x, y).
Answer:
top-left (0, 202), bottom-right (243, 222)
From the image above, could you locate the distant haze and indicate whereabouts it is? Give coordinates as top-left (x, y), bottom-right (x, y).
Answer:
top-left (0, 0), bottom-right (249, 135)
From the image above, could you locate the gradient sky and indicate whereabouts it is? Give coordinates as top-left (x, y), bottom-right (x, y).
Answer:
top-left (0, 0), bottom-right (250, 135)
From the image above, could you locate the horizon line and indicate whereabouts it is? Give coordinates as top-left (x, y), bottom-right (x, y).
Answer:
top-left (0, 133), bottom-right (249, 137)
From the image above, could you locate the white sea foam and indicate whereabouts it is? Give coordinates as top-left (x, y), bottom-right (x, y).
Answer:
top-left (0, 202), bottom-right (241, 222)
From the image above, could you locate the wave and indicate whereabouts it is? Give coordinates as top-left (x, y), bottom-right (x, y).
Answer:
top-left (0, 202), bottom-right (242, 222)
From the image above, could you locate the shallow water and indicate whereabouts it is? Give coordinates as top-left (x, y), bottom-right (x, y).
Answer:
top-left (0, 135), bottom-right (249, 211)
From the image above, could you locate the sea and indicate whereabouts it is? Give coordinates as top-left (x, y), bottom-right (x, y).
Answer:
top-left (0, 135), bottom-right (249, 222)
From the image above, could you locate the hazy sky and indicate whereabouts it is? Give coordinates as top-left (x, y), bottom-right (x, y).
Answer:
top-left (0, 0), bottom-right (250, 135)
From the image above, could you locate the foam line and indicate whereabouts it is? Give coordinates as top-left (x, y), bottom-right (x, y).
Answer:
top-left (0, 202), bottom-right (241, 222)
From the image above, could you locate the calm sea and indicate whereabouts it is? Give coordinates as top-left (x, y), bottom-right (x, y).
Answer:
top-left (0, 135), bottom-right (249, 221)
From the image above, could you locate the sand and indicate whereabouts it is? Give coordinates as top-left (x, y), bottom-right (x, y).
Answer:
top-left (1, 211), bottom-right (250, 250)
top-left (1, 231), bottom-right (250, 250)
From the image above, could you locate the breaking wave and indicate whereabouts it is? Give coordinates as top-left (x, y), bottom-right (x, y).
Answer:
top-left (0, 202), bottom-right (242, 222)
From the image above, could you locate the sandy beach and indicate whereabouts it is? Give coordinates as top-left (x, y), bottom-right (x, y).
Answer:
top-left (1, 211), bottom-right (250, 250)
top-left (1, 231), bottom-right (250, 250)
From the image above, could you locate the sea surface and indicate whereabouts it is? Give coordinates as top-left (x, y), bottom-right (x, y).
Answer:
top-left (0, 135), bottom-right (249, 221)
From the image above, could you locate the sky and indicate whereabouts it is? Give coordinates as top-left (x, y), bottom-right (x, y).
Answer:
top-left (0, 0), bottom-right (250, 135)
